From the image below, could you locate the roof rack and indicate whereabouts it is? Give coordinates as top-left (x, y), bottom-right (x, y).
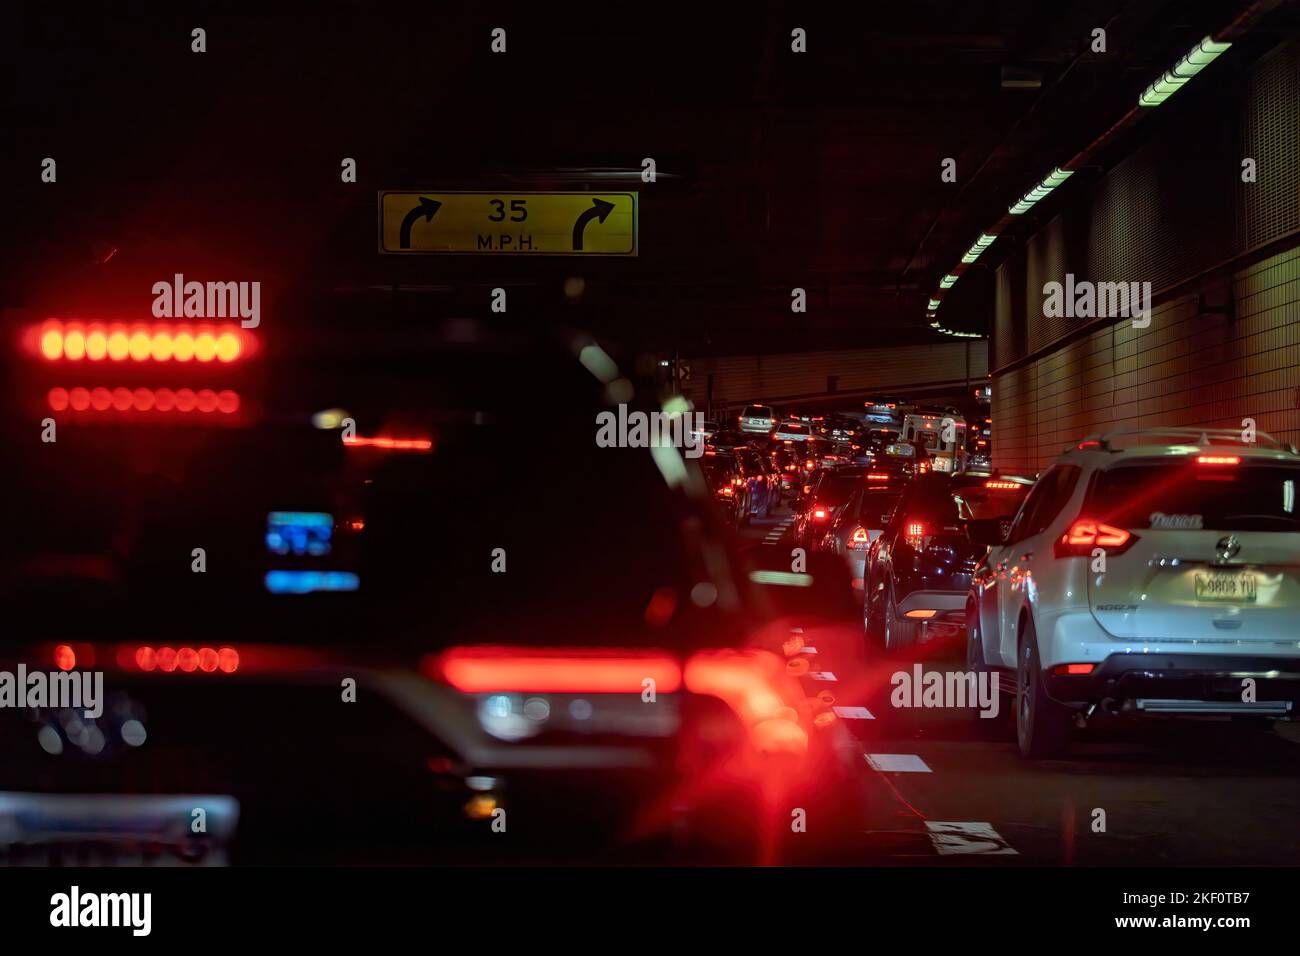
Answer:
top-left (1065, 427), bottom-right (1295, 455)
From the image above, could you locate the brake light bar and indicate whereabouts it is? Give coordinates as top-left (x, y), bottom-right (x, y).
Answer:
top-left (905, 521), bottom-right (927, 550)
top-left (866, 472), bottom-right (891, 481)
top-left (428, 647), bottom-right (682, 693)
top-left (49, 387), bottom-right (240, 414)
top-left (1055, 518), bottom-right (1136, 557)
top-left (985, 480), bottom-right (1020, 489)
top-left (342, 436), bottom-right (433, 452)
top-left (134, 645), bottom-right (240, 673)
top-left (812, 507), bottom-right (828, 520)
top-left (1196, 455), bottom-right (1240, 465)
top-left (28, 321), bottom-right (253, 363)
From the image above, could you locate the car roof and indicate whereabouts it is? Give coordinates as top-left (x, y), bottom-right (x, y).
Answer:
top-left (1060, 428), bottom-right (1300, 465)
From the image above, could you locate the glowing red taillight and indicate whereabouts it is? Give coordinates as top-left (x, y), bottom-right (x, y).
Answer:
top-left (1055, 519), bottom-right (1135, 557)
top-left (135, 645), bottom-right (238, 674)
top-left (28, 321), bottom-right (253, 363)
top-left (1053, 663), bottom-right (1096, 676)
top-left (1196, 455), bottom-right (1240, 465)
top-left (904, 521), bottom-right (926, 549)
top-left (812, 507), bottom-right (828, 520)
top-left (985, 480), bottom-right (1019, 489)
top-left (54, 644), bottom-right (76, 671)
top-left (866, 472), bottom-right (890, 481)
top-left (342, 436), bottom-right (433, 451)
top-left (49, 387), bottom-right (240, 414)
top-left (428, 647), bottom-right (682, 693)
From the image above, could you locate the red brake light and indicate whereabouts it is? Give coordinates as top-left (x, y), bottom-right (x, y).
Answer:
top-left (803, 460), bottom-right (815, 471)
top-left (812, 507), bottom-right (828, 520)
top-left (849, 527), bottom-right (871, 550)
top-left (49, 387), bottom-right (239, 415)
top-left (905, 521), bottom-right (926, 549)
top-left (1076, 439), bottom-right (1102, 450)
top-left (54, 644), bottom-right (76, 671)
top-left (1196, 455), bottom-right (1239, 465)
top-left (866, 472), bottom-right (890, 481)
top-left (134, 645), bottom-right (239, 674)
top-left (428, 647), bottom-right (683, 694)
top-left (985, 480), bottom-right (1019, 489)
top-left (342, 436), bottom-right (433, 452)
top-left (1055, 519), bottom-right (1136, 556)
top-left (28, 321), bottom-right (253, 363)
top-left (1053, 663), bottom-right (1096, 676)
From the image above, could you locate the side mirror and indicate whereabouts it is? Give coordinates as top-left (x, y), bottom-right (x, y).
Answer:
top-left (967, 518), bottom-right (1008, 548)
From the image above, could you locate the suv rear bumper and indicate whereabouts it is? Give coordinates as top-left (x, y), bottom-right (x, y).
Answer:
top-left (1043, 652), bottom-right (1300, 710)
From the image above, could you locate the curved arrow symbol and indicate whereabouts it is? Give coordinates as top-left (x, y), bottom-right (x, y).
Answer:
top-left (399, 197), bottom-right (442, 249)
top-left (572, 198), bottom-right (615, 251)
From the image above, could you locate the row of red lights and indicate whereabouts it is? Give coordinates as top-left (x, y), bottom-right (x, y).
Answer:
top-left (49, 387), bottom-right (240, 414)
top-left (28, 321), bottom-right (251, 363)
top-left (136, 646), bottom-right (240, 673)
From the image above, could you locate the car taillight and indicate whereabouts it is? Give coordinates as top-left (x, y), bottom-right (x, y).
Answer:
top-left (866, 472), bottom-right (890, 481)
top-left (28, 321), bottom-right (254, 363)
top-left (1196, 455), bottom-right (1239, 465)
top-left (49, 386), bottom-right (240, 414)
top-left (985, 480), bottom-right (1019, 489)
top-left (718, 485), bottom-right (734, 496)
top-left (812, 507), bottom-right (828, 520)
top-left (427, 647), bottom-right (683, 694)
top-left (849, 527), bottom-right (871, 550)
top-left (1053, 663), bottom-right (1096, 676)
top-left (134, 645), bottom-right (239, 673)
top-left (1054, 519), bottom-right (1136, 557)
top-left (904, 521), bottom-right (926, 549)
top-left (803, 460), bottom-right (815, 471)
top-left (342, 435), bottom-right (433, 451)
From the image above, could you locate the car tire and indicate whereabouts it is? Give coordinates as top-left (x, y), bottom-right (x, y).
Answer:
top-left (883, 586), bottom-right (916, 653)
top-left (1015, 617), bottom-right (1072, 759)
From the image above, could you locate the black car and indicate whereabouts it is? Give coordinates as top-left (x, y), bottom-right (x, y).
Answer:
top-left (863, 474), bottom-right (1032, 651)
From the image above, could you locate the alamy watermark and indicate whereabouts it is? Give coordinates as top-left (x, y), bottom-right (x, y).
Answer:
top-left (151, 273), bottom-right (260, 328)
top-left (1043, 273), bottom-right (1151, 329)
top-left (891, 664), bottom-right (1000, 718)
top-left (596, 405), bottom-right (704, 459)
top-left (0, 665), bottom-right (103, 718)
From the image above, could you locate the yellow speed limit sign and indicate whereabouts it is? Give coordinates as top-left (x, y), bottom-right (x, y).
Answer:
top-left (379, 191), bottom-right (637, 255)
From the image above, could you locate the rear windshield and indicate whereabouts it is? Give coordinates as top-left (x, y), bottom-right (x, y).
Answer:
top-left (779, 423), bottom-right (809, 434)
top-left (1086, 461), bottom-right (1300, 532)
top-left (816, 474), bottom-right (865, 506)
top-left (742, 406), bottom-right (771, 418)
top-left (907, 481), bottom-right (1028, 522)
top-left (857, 490), bottom-right (902, 527)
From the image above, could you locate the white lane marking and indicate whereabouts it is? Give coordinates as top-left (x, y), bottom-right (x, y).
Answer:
top-left (833, 705), bottom-right (874, 719)
top-left (798, 646), bottom-right (818, 655)
top-left (925, 821), bottom-right (1018, 856)
top-left (865, 753), bottom-right (931, 773)
top-left (809, 671), bottom-right (837, 681)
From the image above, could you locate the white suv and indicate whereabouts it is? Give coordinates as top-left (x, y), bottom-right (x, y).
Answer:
top-left (739, 405), bottom-right (776, 434)
top-left (966, 428), bottom-right (1300, 758)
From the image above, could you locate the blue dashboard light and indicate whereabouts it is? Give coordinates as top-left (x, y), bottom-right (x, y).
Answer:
top-left (264, 570), bottom-right (359, 595)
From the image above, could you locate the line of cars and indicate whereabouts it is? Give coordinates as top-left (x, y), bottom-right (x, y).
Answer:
top-left (799, 420), bottom-right (1300, 761)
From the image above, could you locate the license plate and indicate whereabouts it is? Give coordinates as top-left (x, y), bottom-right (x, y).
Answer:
top-left (1194, 572), bottom-right (1257, 603)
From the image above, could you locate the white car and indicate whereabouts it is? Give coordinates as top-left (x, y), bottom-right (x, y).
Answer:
top-left (773, 420), bottom-right (813, 442)
top-left (967, 428), bottom-right (1300, 758)
top-left (738, 405), bottom-right (775, 434)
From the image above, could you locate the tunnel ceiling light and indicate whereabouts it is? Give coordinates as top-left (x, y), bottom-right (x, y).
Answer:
top-left (1139, 36), bottom-right (1231, 107)
top-left (960, 233), bottom-right (998, 264)
top-left (927, 298), bottom-right (941, 311)
top-left (939, 275), bottom-right (958, 289)
top-left (1008, 167), bottom-right (1073, 215)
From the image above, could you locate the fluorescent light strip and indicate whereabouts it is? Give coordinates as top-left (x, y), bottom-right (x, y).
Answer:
top-left (1009, 167), bottom-right (1073, 215)
top-left (1140, 36), bottom-right (1231, 107)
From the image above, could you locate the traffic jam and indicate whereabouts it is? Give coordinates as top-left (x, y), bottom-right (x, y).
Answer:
top-left (2, 0), bottom-right (1297, 936)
